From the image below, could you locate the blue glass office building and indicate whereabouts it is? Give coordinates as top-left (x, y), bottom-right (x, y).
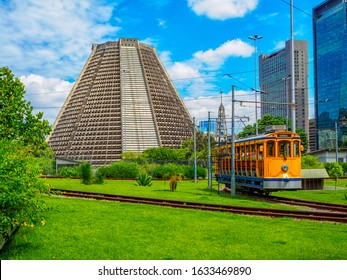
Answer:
top-left (313, 0), bottom-right (347, 149)
top-left (197, 120), bottom-right (216, 134)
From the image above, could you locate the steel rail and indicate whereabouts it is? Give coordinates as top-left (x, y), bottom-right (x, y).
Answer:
top-left (50, 188), bottom-right (347, 224)
top-left (249, 193), bottom-right (347, 213)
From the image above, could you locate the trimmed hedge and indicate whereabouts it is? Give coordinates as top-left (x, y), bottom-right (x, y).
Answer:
top-left (98, 161), bottom-right (139, 179)
top-left (57, 165), bottom-right (81, 177)
top-left (56, 161), bottom-right (207, 180)
top-left (150, 163), bottom-right (207, 179)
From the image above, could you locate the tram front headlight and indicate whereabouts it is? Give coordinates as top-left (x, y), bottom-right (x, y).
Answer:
top-left (281, 164), bottom-right (289, 172)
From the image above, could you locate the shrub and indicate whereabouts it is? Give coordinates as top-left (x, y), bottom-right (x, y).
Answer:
top-left (301, 154), bottom-right (324, 169)
top-left (151, 164), bottom-right (206, 179)
top-left (0, 140), bottom-right (49, 240)
top-left (151, 163), bottom-right (184, 179)
top-left (94, 169), bottom-right (104, 184)
top-left (58, 165), bottom-right (81, 177)
top-left (182, 165), bottom-right (207, 179)
top-left (324, 162), bottom-right (343, 178)
top-left (136, 173), bottom-right (152, 187)
top-left (98, 161), bottom-right (139, 178)
top-left (339, 162), bottom-right (347, 175)
top-left (34, 148), bottom-right (55, 175)
top-left (80, 162), bottom-right (93, 185)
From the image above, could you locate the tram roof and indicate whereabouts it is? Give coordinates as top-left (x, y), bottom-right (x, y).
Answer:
top-left (216, 130), bottom-right (300, 146)
top-left (234, 130), bottom-right (300, 143)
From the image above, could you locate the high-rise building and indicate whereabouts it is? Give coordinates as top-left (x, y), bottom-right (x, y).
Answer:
top-left (47, 38), bottom-right (193, 166)
top-left (309, 118), bottom-right (317, 152)
top-left (313, 0), bottom-right (347, 149)
top-left (259, 40), bottom-right (309, 134)
top-left (197, 120), bottom-right (216, 134)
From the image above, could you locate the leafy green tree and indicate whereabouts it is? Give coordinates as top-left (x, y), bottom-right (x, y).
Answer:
top-left (237, 114), bottom-right (308, 152)
top-left (0, 139), bottom-right (49, 241)
top-left (324, 162), bottom-right (344, 191)
top-left (0, 67), bottom-right (51, 149)
top-left (181, 131), bottom-right (216, 159)
top-left (0, 67), bottom-right (51, 243)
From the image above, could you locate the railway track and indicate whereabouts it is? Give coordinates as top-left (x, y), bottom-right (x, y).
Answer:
top-left (51, 188), bottom-right (347, 224)
top-left (250, 194), bottom-right (347, 213)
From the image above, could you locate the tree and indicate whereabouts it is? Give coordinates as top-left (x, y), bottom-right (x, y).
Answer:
top-left (0, 139), bottom-right (49, 241)
top-left (324, 162), bottom-right (343, 191)
top-left (237, 114), bottom-right (308, 152)
top-left (0, 67), bottom-right (51, 149)
top-left (0, 67), bottom-right (51, 243)
top-left (181, 131), bottom-right (216, 159)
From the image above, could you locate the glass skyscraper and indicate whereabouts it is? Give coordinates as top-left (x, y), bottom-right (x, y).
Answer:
top-left (197, 120), bottom-right (216, 134)
top-left (313, 0), bottom-right (347, 149)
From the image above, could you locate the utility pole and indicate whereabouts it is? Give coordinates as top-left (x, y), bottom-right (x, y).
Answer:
top-left (248, 34), bottom-right (263, 135)
top-left (336, 121), bottom-right (339, 162)
top-left (230, 85), bottom-right (236, 196)
top-left (193, 117), bottom-right (197, 182)
top-left (290, 0), bottom-right (296, 133)
top-left (207, 111), bottom-right (212, 189)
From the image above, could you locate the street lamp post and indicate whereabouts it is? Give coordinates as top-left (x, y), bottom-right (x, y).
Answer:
top-left (207, 111), bottom-right (212, 189)
top-left (248, 34), bottom-right (263, 135)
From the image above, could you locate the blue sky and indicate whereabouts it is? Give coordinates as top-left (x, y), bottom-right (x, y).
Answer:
top-left (0, 0), bottom-right (323, 127)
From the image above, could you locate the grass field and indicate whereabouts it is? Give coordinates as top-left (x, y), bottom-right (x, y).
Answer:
top-left (1, 178), bottom-right (347, 260)
top-left (1, 195), bottom-right (347, 260)
top-left (45, 178), bottom-right (347, 206)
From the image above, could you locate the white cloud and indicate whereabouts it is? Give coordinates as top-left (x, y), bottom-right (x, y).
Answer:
top-left (0, 0), bottom-right (120, 80)
top-left (193, 39), bottom-right (254, 69)
top-left (188, 0), bottom-right (258, 20)
top-left (169, 62), bottom-right (200, 80)
top-left (20, 74), bottom-right (73, 124)
top-left (159, 39), bottom-right (253, 101)
top-left (159, 50), bottom-right (217, 98)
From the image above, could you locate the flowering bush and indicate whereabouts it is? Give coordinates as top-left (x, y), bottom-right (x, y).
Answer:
top-left (0, 140), bottom-right (49, 241)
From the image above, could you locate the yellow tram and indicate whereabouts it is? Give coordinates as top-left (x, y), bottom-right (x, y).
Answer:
top-left (215, 125), bottom-right (303, 194)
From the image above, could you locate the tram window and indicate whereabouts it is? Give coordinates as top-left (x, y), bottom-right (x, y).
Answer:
top-left (257, 144), bottom-right (263, 160)
top-left (294, 141), bottom-right (300, 157)
top-left (246, 145), bottom-right (250, 160)
top-left (267, 141), bottom-right (275, 157)
top-left (279, 141), bottom-right (291, 157)
top-left (236, 146), bottom-right (240, 160)
top-left (251, 145), bottom-right (256, 160)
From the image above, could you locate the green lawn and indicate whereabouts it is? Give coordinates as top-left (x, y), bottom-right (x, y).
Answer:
top-left (1, 178), bottom-right (346, 260)
top-left (44, 177), bottom-right (347, 206)
top-left (1, 195), bottom-right (347, 260)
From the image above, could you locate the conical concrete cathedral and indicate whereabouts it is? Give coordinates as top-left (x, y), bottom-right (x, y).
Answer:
top-left (47, 38), bottom-right (193, 166)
